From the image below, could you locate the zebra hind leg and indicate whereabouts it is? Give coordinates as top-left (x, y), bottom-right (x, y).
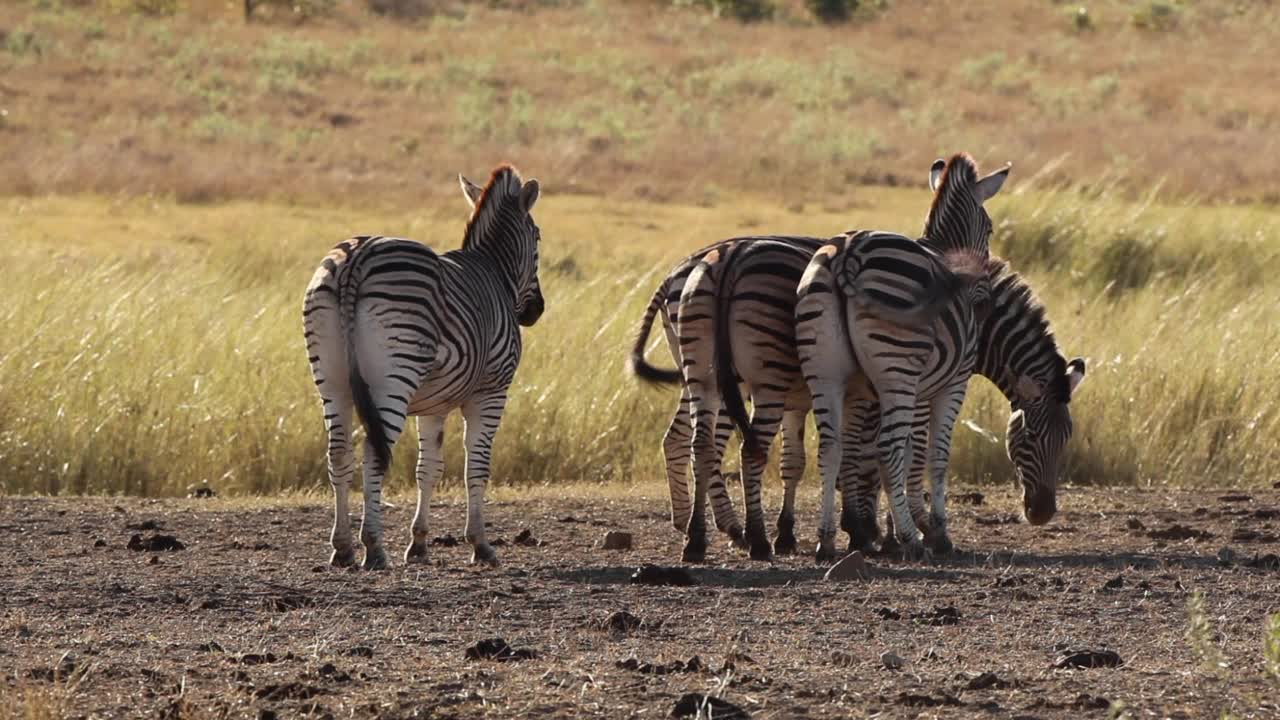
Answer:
top-left (324, 399), bottom-right (358, 568)
top-left (840, 399), bottom-right (880, 554)
top-left (709, 412), bottom-right (747, 551)
top-left (662, 394), bottom-right (694, 535)
top-left (772, 410), bottom-right (806, 556)
top-left (405, 414), bottom-right (446, 564)
top-left (740, 399), bottom-right (784, 561)
top-left (461, 394), bottom-right (508, 567)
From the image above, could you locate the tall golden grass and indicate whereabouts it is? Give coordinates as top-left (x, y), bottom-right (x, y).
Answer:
top-left (2, 183), bottom-right (1277, 496)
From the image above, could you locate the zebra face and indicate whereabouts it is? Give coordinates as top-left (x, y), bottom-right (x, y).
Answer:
top-left (1006, 358), bottom-right (1088, 525)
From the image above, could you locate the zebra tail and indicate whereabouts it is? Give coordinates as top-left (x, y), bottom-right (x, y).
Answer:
top-left (627, 283), bottom-right (682, 385)
top-left (341, 270), bottom-right (392, 471)
top-left (713, 257), bottom-right (760, 461)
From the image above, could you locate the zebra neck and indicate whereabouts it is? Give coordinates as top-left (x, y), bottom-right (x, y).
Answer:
top-left (466, 241), bottom-right (527, 299)
top-left (976, 275), bottom-right (1066, 409)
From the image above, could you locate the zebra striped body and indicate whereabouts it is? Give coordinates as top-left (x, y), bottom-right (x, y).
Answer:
top-left (628, 236), bottom-right (825, 552)
top-left (302, 165), bottom-right (543, 569)
top-left (795, 155), bottom-right (1010, 561)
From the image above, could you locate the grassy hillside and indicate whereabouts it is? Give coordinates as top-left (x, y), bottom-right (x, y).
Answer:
top-left (2, 185), bottom-right (1277, 495)
top-left (2, 1), bottom-right (1279, 204)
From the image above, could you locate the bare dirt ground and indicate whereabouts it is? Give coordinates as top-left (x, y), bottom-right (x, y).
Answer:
top-left (2, 487), bottom-right (1278, 719)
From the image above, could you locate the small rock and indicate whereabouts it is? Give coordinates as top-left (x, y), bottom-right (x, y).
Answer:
top-left (1217, 547), bottom-right (1238, 565)
top-left (630, 565), bottom-right (697, 587)
top-left (1055, 649), bottom-right (1124, 669)
top-left (558, 515), bottom-right (584, 523)
top-left (463, 637), bottom-right (537, 662)
top-left (345, 646), bottom-right (375, 658)
top-left (965, 671), bottom-right (1010, 690)
top-left (601, 531), bottom-right (633, 551)
top-left (880, 651), bottom-right (907, 670)
top-left (93, 538), bottom-right (107, 548)
top-left (1102, 576), bottom-right (1124, 591)
top-left (831, 650), bottom-right (856, 667)
top-left (911, 606), bottom-right (961, 626)
top-left (1125, 518), bottom-right (1145, 531)
top-left (513, 529), bottom-right (541, 547)
top-left (148, 555), bottom-right (161, 565)
top-left (824, 551), bottom-right (870, 582)
top-left (670, 693), bottom-right (749, 719)
top-left (875, 607), bottom-right (902, 620)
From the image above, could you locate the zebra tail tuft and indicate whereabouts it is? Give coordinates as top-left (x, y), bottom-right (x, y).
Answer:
top-left (713, 259), bottom-right (760, 460)
top-left (627, 284), bottom-right (683, 385)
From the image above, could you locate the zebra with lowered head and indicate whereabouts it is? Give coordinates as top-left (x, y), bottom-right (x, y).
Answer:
top-left (842, 256), bottom-right (1087, 553)
top-left (302, 165), bottom-right (544, 569)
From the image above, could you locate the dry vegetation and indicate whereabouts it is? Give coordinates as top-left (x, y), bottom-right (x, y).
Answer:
top-left (2, 1), bottom-right (1280, 204)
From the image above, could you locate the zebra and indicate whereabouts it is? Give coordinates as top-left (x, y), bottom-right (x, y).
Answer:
top-left (627, 236), bottom-right (827, 553)
top-left (840, 256), bottom-right (1087, 554)
top-left (302, 165), bottom-right (543, 570)
top-left (628, 237), bottom-right (826, 559)
top-left (706, 154), bottom-right (1009, 562)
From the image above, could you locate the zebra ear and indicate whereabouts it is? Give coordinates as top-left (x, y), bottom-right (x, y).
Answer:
top-left (1066, 357), bottom-right (1087, 396)
top-left (519, 178), bottom-right (540, 214)
top-left (974, 163), bottom-right (1011, 203)
top-left (1015, 374), bottom-right (1043, 402)
top-left (459, 174), bottom-right (485, 209)
top-left (928, 159), bottom-right (945, 192)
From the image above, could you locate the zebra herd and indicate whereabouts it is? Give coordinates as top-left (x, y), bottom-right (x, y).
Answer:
top-left (303, 156), bottom-right (1087, 570)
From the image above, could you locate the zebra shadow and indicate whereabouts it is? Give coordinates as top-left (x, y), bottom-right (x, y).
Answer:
top-left (541, 562), bottom-right (973, 588)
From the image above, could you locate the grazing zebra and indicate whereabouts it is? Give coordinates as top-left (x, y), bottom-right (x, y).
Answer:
top-left (628, 236), bottom-right (826, 552)
top-left (302, 165), bottom-right (544, 570)
top-left (841, 257), bottom-right (1087, 553)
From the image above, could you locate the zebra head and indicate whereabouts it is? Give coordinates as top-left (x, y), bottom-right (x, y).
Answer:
top-left (459, 167), bottom-right (544, 326)
top-left (1005, 357), bottom-right (1087, 525)
top-left (923, 153), bottom-right (1011, 259)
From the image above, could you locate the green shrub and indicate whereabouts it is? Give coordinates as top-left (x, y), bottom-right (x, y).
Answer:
top-left (806, 0), bottom-right (857, 23)
top-left (1132, 2), bottom-right (1180, 31)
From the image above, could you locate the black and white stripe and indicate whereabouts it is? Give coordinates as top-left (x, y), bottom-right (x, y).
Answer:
top-left (302, 165), bottom-right (543, 569)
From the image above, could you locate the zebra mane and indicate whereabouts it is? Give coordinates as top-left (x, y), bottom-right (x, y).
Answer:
top-left (462, 164), bottom-right (525, 251)
top-left (923, 153), bottom-right (983, 254)
top-left (985, 257), bottom-right (1071, 403)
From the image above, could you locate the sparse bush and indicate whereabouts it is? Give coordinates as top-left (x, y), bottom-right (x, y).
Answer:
top-left (806, 0), bottom-right (857, 23)
top-left (678, 0), bottom-right (776, 23)
top-left (1185, 591), bottom-right (1228, 674)
top-left (1266, 613), bottom-right (1280, 685)
top-left (1132, 1), bottom-right (1180, 31)
top-left (1073, 6), bottom-right (1093, 31)
top-left (367, 0), bottom-right (434, 20)
top-left (108, 0), bottom-right (181, 15)
top-left (244, 0), bottom-right (337, 21)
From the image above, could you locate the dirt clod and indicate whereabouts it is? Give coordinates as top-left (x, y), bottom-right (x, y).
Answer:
top-left (965, 671), bottom-right (1010, 690)
top-left (897, 691), bottom-right (962, 707)
top-left (880, 651), bottom-right (907, 670)
top-left (875, 607), bottom-right (902, 620)
top-left (464, 637), bottom-right (537, 662)
top-left (1102, 576), bottom-right (1124, 591)
top-left (345, 646), bottom-right (375, 658)
top-left (430, 534), bottom-right (459, 547)
top-left (93, 538), bottom-right (107, 547)
top-left (1219, 493), bottom-right (1252, 502)
top-left (670, 693), bottom-right (749, 719)
top-left (616, 655), bottom-right (703, 675)
top-left (911, 606), bottom-right (961, 626)
top-left (598, 610), bottom-right (649, 635)
top-left (630, 565), bottom-right (697, 587)
top-left (1125, 518), bottom-right (1146, 531)
top-left (823, 551), bottom-right (870, 582)
top-left (601, 530), bottom-right (634, 550)
top-left (953, 491), bottom-right (985, 505)
top-left (1055, 649), bottom-right (1124, 669)
top-left (128, 533), bottom-right (185, 551)
top-left (126, 519), bottom-right (164, 531)
top-left (514, 529), bottom-right (542, 547)
top-left (1146, 524), bottom-right (1212, 541)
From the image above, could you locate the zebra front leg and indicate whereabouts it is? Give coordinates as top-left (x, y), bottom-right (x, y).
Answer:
top-left (325, 401), bottom-right (358, 568)
top-left (405, 414), bottom-right (446, 564)
top-left (773, 410), bottom-right (806, 556)
top-left (905, 406), bottom-right (934, 541)
top-left (710, 411), bottom-right (747, 551)
top-left (462, 394), bottom-right (506, 567)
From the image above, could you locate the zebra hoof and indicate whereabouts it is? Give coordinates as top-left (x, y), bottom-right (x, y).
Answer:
top-left (471, 544), bottom-right (500, 567)
top-left (749, 542), bottom-right (773, 562)
top-left (814, 544), bottom-right (840, 565)
top-left (362, 546), bottom-right (389, 571)
top-left (928, 533), bottom-right (955, 556)
top-left (681, 539), bottom-right (708, 564)
top-left (772, 533), bottom-right (798, 556)
top-left (330, 547), bottom-right (357, 568)
top-left (726, 526), bottom-right (750, 552)
top-left (895, 537), bottom-right (929, 563)
top-left (404, 542), bottom-right (430, 564)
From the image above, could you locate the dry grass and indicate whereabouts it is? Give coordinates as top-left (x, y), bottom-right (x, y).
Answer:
top-left (1, 183), bottom-right (1278, 496)
top-left (2, 1), bottom-right (1279, 204)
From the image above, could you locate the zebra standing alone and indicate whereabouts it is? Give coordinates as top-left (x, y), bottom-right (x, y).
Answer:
top-left (302, 165), bottom-right (544, 569)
